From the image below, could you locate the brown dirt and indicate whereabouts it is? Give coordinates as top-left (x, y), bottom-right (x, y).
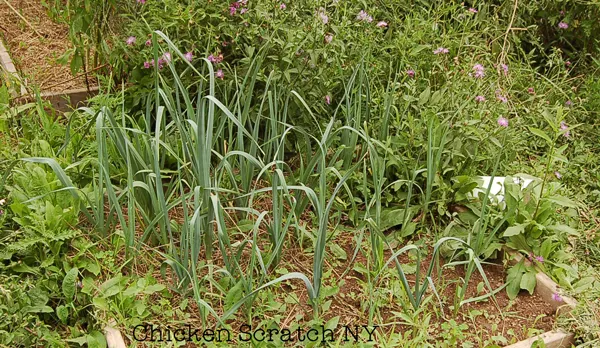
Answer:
top-left (84, 183), bottom-right (558, 346)
top-left (0, 0), bottom-right (95, 92)
top-left (112, 226), bottom-right (557, 347)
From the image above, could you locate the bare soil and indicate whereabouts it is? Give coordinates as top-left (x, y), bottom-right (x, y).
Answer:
top-left (114, 226), bottom-right (557, 347)
top-left (0, 0), bottom-right (95, 92)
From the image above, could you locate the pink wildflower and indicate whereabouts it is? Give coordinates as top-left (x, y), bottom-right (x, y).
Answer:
top-left (240, 8), bottom-right (248, 14)
top-left (208, 54), bottom-right (217, 63)
top-left (565, 100), bottom-right (572, 106)
top-left (555, 171), bottom-right (562, 179)
top-left (162, 52), bottom-right (172, 63)
top-left (497, 117), bottom-right (509, 127)
top-left (495, 90), bottom-right (508, 103)
top-left (229, 6), bottom-right (237, 15)
top-left (126, 36), bottom-right (136, 45)
top-left (472, 63), bottom-right (485, 78)
top-left (357, 10), bottom-right (367, 20)
top-left (318, 9), bottom-right (328, 24)
top-left (501, 64), bottom-right (509, 74)
top-left (558, 22), bottom-right (568, 29)
top-left (406, 69), bottom-right (415, 78)
top-left (565, 61), bottom-right (571, 67)
top-left (137, 0), bottom-right (146, 4)
top-left (475, 95), bottom-right (486, 102)
top-left (324, 33), bottom-right (333, 44)
top-left (145, 39), bottom-right (152, 46)
top-left (527, 87), bottom-right (535, 94)
top-left (433, 47), bottom-right (449, 55)
top-left (143, 61), bottom-right (151, 69)
top-left (325, 95), bottom-right (331, 105)
top-left (560, 121), bottom-right (570, 138)
top-left (215, 69), bottom-right (224, 79)
top-left (184, 52), bottom-right (193, 62)
top-left (468, 8), bottom-right (478, 13)
top-left (552, 293), bottom-right (563, 302)
top-left (376, 21), bottom-right (388, 28)
top-left (280, 3), bottom-right (286, 10)
top-left (534, 255), bottom-right (544, 263)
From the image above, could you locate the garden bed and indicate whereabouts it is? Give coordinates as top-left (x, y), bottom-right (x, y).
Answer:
top-left (102, 230), bottom-right (566, 347)
top-left (0, 0), bottom-right (96, 93)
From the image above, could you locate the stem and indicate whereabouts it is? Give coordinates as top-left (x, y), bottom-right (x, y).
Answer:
top-left (533, 140), bottom-right (556, 219)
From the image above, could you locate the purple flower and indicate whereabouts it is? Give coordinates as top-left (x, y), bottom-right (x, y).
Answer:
top-left (215, 69), bottom-right (224, 80)
top-left (468, 8), bottom-right (478, 13)
top-left (318, 9), bottom-right (328, 24)
top-left (324, 33), bottom-right (333, 44)
top-left (433, 47), bottom-right (449, 55)
top-left (143, 61), bottom-right (151, 69)
top-left (552, 293), bottom-right (563, 302)
top-left (208, 54), bottom-right (223, 64)
top-left (137, 0), bottom-right (146, 4)
top-left (474, 95), bottom-right (486, 102)
top-left (501, 64), bottom-right (509, 74)
top-left (558, 22), bottom-right (569, 29)
top-left (497, 117), bottom-right (509, 128)
top-left (376, 21), bottom-right (388, 28)
top-left (472, 63), bottom-right (485, 78)
top-left (406, 69), bottom-right (415, 78)
top-left (126, 36), bottom-right (136, 45)
top-left (560, 121), bottom-right (570, 138)
top-left (280, 3), bottom-right (286, 10)
top-left (534, 255), bottom-right (544, 263)
top-left (325, 95), bottom-right (331, 105)
top-left (162, 52), bottom-right (172, 63)
top-left (495, 90), bottom-right (508, 103)
top-left (145, 39), bottom-right (152, 46)
top-left (184, 51), bottom-right (193, 62)
top-left (240, 8), bottom-right (248, 14)
top-left (527, 87), bottom-right (535, 95)
top-left (357, 10), bottom-right (372, 22)
top-left (565, 61), bottom-right (571, 67)
top-left (229, 6), bottom-right (237, 15)
top-left (555, 171), bottom-right (562, 179)
top-left (565, 100), bottom-right (572, 106)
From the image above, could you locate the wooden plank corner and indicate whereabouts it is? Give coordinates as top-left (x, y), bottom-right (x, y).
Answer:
top-left (504, 330), bottom-right (575, 348)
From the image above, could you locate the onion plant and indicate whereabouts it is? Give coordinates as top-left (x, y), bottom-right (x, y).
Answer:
top-left (25, 30), bottom-right (484, 325)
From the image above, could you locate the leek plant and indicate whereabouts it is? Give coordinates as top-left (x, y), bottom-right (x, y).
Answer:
top-left (25, 30), bottom-right (467, 324)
